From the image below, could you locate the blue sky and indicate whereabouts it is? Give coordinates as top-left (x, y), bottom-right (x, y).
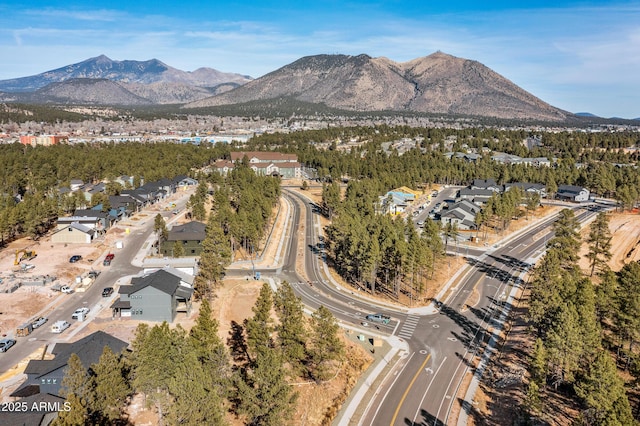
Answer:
top-left (1, 1), bottom-right (639, 118)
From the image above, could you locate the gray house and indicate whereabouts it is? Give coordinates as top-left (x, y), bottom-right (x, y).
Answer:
top-left (10, 331), bottom-right (127, 399)
top-left (112, 268), bottom-right (194, 322)
top-left (440, 199), bottom-right (480, 230)
top-left (556, 185), bottom-right (590, 202)
top-left (161, 221), bottom-right (207, 256)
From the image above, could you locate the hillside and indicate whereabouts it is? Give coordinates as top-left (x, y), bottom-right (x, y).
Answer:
top-left (186, 52), bottom-right (570, 121)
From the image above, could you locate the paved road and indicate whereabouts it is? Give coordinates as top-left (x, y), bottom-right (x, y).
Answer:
top-left (0, 194), bottom-right (191, 375)
top-left (359, 205), bottom-right (604, 425)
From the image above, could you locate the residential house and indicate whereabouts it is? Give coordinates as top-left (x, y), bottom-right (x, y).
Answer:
top-left (470, 179), bottom-right (502, 192)
top-left (504, 182), bottom-right (547, 198)
top-left (50, 222), bottom-right (96, 244)
top-left (111, 268), bottom-right (194, 322)
top-left (143, 257), bottom-right (198, 276)
top-left (161, 221), bottom-right (207, 256)
top-left (10, 331), bottom-right (127, 400)
top-left (457, 188), bottom-right (495, 205)
top-left (173, 175), bottom-right (198, 189)
top-left (556, 185), bottom-right (590, 202)
top-left (224, 151), bottom-right (302, 178)
top-left (439, 200), bottom-right (480, 230)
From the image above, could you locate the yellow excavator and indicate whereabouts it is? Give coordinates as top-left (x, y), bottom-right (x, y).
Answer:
top-left (14, 249), bottom-right (37, 265)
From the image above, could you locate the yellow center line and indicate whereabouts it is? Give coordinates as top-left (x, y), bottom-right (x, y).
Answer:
top-left (389, 353), bottom-right (431, 426)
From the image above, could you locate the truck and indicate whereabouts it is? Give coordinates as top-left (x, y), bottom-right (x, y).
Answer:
top-left (52, 284), bottom-right (74, 294)
top-left (51, 321), bottom-right (70, 334)
top-left (16, 322), bottom-right (33, 337)
top-left (365, 313), bottom-right (391, 324)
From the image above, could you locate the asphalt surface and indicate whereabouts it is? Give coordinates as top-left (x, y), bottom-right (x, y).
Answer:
top-left (0, 195), bottom-right (190, 375)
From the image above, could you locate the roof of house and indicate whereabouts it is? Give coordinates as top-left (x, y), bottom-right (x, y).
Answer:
top-left (459, 188), bottom-right (495, 197)
top-left (1, 393), bottom-right (66, 426)
top-left (73, 209), bottom-right (108, 219)
top-left (230, 151), bottom-right (298, 162)
top-left (557, 184), bottom-right (587, 194)
top-left (167, 221), bottom-right (206, 241)
top-left (471, 178), bottom-right (499, 189)
top-left (120, 269), bottom-right (195, 299)
top-left (12, 331), bottom-right (127, 397)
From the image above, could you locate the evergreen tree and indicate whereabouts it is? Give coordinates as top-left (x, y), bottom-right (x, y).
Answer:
top-left (274, 281), bottom-right (307, 373)
top-left (615, 262), bottom-right (640, 352)
top-left (233, 348), bottom-right (298, 426)
top-left (575, 350), bottom-right (634, 425)
top-left (308, 305), bottom-right (344, 382)
top-left (188, 299), bottom-right (230, 396)
top-left (91, 346), bottom-right (130, 424)
top-left (194, 214), bottom-right (232, 299)
top-left (53, 354), bottom-right (94, 426)
top-left (167, 344), bottom-right (227, 426)
top-left (172, 240), bottom-right (185, 258)
top-left (586, 212), bottom-right (613, 277)
top-left (154, 213), bottom-right (168, 244)
top-left (245, 283), bottom-right (274, 363)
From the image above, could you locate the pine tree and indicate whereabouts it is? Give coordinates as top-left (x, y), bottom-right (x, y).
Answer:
top-left (167, 344), bottom-right (227, 426)
top-left (194, 214), bottom-right (231, 299)
top-left (233, 348), bottom-right (298, 426)
top-left (172, 240), bottom-right (185, 258)
top-left (586, 212), bottom-right (612, 277)
top-left (274, 281), bottom-right (307, 373)
top-left (53, 353), bottom-right (94, 426)
top-left (308, 305), bottom-right (344, 382)
top-left (575, 350), bottom-right (634, 425)
top-left (91, 346), bottom-right (130, 424)
top-left (189, 299), bottom-right (230, 395)
top-left (245, 283), bottom-right (274, 363)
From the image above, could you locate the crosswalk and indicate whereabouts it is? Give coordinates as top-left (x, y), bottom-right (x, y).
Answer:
top-left (397, 315), bottom-right (420, 339)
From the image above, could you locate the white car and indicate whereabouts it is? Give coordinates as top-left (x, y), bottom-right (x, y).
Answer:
top-left (31, 317), bottom-right (48, 329)
top-left (71, 307), bottom-right (90, 319)
top-left (0, 338), bottom-right (16, 352)
top-left (51, 321), bottom-right (70, 333)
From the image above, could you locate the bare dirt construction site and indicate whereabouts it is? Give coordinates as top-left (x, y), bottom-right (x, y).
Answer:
top-left (470, 211), bottom-right (640, 425)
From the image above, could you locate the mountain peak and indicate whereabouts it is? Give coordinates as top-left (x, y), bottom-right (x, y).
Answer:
top-left (188, 51), bottom-right (570, 121)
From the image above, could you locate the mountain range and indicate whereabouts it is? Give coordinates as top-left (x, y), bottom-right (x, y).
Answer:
top-left (0, 52), bottom-right (573, 121)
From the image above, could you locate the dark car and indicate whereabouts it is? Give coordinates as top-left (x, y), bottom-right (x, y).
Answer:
top-left (0, 338), bottom-right (16, 353)
top-left (102, 287), bottom-right (114, 297)
top-left (69, 255), bottom-right (82, 263)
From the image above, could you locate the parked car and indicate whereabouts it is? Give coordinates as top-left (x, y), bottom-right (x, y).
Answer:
top-left (102, 287), bottom-right (114, 297)
top-left (365, 313), bottom-right (391, 324)
top-left (0, 338), bottom-right (16, 352)
top-left (69, 255), bottom-right (82, 263)
top-left (71, 307), bottom-right (90, 319)
top-left (31, 317), bottom-right (48, 329)
top-left (417, 221), bottom-right (424, 226)
top-left (51, 321), bottom-right (70, 333)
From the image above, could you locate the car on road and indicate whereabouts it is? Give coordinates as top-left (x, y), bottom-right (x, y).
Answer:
top-left (0, 338), bottom-right (17, 352)
top-left (365, 313), bottom-right (391, 324)
top-left (417, 221), bottom-right (424, 226)
top-left (69, 255), bottom-right (82, 263)
top-left (51, 321), bottom-right (70, 333)
top-left (71, 307), bottom-right (90, 319)
top-left (31, 317), bottom-right (48, 329)
top-left (103, 253), bottom-right (115, 266)
top-left (102, 287), bottom-right (114, 297)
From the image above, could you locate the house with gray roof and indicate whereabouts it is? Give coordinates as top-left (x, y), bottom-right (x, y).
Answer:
top-left (471, 178), bottom-right (502, 192)
top-left (10, 331), bottom-right (127, 400)
top-left (161, 221), bottom-right (207, 256)
top-left (439, 199), bottom-right (480, 230)
top-left (556, 185), bottom-right (590, 202)
top-left (111, 268), bottom-right (194, 322)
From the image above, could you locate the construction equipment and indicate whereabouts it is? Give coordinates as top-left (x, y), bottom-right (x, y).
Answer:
top-left (14, 249), bottom-right (37, 265)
